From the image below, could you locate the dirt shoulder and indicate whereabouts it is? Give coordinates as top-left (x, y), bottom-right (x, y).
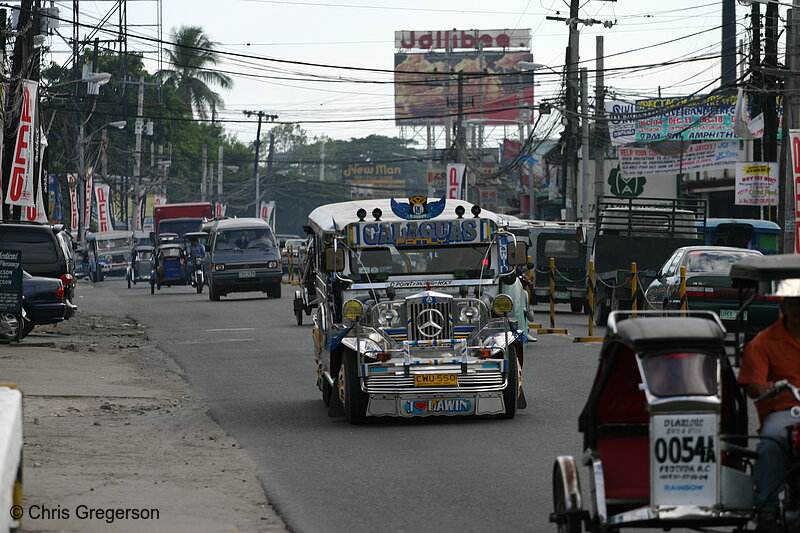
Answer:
top-left (3, 311), bottom-right (287, 533)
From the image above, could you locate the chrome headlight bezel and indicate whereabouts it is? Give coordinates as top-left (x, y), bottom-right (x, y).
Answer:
top-left (375, 302), bottom-right (404, 328)
top-left (457, 302), bottom-right (480, 324)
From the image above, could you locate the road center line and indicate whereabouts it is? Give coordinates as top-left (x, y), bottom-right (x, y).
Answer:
top-left (184, 338), bottom-right (256, 344)
top-left (204, 328), bottom-right (256, 332)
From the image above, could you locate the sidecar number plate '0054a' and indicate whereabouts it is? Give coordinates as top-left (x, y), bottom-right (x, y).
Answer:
top-left (651, 413), bottom-right (718, 507)
top-left (238, 270), bottom-right (256, 278)
top-left (414, 374), bottom-right (458, 387)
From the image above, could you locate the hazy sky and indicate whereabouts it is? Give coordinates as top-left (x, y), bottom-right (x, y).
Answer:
top-left (51, 0), bottom-right (747, 148)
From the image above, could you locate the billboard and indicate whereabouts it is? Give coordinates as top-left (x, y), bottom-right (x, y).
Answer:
top-left (394, 51), bottom-right (534, 125)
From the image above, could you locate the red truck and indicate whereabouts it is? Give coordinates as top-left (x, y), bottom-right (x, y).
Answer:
top-left (153, 202), bottom-right (213, 237)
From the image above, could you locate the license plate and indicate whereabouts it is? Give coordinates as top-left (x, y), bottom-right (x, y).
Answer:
top-left (238, 270), bottom-right (256, 278)
top-left (651, 413), bottom-right (718, 506)
top-left (555, 291), bottom-right (569, 300)
top-left (414, 374), bottom-right (458, 387)
top-left (719, 309), bottom-right (746, 320)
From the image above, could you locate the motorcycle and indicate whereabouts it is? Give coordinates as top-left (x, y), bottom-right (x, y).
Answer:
top-left (190, 256), bottom-right (205, 294)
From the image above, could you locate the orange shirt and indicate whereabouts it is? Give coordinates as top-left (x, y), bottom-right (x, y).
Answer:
top-left (738, 319), bottom-right (800, 424)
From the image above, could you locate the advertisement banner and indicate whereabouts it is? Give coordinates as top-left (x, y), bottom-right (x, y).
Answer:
top-left (735, 162), bottom-right (778, 206)
top-left (618, 141), bottom-right (741, 176)
top-left (67, 174), bottom-right (78, 231)
top-left (606, 99), bottom-right (637, 146)
top-left (260, 201), bottom-right (275, 226)
top-left (634, 94), bottom-right (737, 142)
top-left (4, 80), bottom-right (38, 207)
top-left (790, 130), bottom-right (800, 253)
top-left (94, 183), bottom-right (113, 232)
top-left (446, 164), bottom-right (466, 200)
top-left (23, 183), bottom-right (47, 223)
top-left (394, 51), bottom-right (533, 125)
top-left (84, 171), bottom-right (93, 232)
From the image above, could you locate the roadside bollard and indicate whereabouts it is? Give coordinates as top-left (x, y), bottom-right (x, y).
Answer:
top-left (679, 265), bottom-right (687, 317)
top-left (631, 261), bottom-right (638, 319)
top-left (537, 257), bottom-right (568, 335)
top-left (574, 260), bottom-right (603, 343)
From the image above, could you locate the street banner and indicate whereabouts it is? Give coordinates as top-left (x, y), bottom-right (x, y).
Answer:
top-left (259, 201), bottom-right (275, 226)
top-left (735, 162), bottom-right (778, 206)
top-left (0, 250), bottom-right (22, 314)
top-left (446, 163), bottom-right (466, 200)
top-left (634, 93), bottom-right (737, 142)
top-left (605, 99), bottom-right (637, 146)
top-left (48, 174), bottom-right (62, 222)
top-left (68, 174), bottom-right (78, 231)
top-left (619, 141), bottom-right (741, 177)
top-left (4, 80), bottom-right (38, 207)
top-left (214, 202), bottom-right (226, 218)
top-left (790, 130), bottom-right (800, 253)
top-left (30, 129), bottom-right (48, 223)
top-left (84, 171), bottom-right (93, 232)
top-left (94, 183), bottom-right (113, 232)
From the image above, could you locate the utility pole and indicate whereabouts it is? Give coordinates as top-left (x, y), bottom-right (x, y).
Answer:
top-left (594, 36), bottom-right (606, 220)
top-left (319, 138), bottom-right (325, 182)
top-left (132, 76), bottom-right (144, 231)
top-left (200, 144), bottom-right (207, 201)
top-left (242, 111), bottom-right (277, 217)
top-left (763, 1), bottom-right (779, 166)
top-left (564, 0), bottom-right (580, 221)
top-left (752, 3), bottom-right (763, 162)
top-left (217, 145), bottom-right (223, 204)
top-left (722, 0), bottom-right (737, 86)
top-left (580, 67), bottom-right (590, 222)
top-left (780, 6), bottom-right (800, 252)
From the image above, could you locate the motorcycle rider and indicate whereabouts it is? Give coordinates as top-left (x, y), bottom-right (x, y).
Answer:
top-left (184, 236), bottom-right (206, 281)
top-left (738, 296), bottom-right (800, 533)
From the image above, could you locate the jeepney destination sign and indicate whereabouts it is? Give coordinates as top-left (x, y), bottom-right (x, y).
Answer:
top-left (348, 218), bottom-right (494, 247)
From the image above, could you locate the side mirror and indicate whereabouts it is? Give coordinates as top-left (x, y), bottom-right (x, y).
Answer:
top-left (303, 225), bottom-right (314, 235)
top-left (508, 242), bottom-right (528, 267)
top-left (324, 248), bottom-right (345, 273)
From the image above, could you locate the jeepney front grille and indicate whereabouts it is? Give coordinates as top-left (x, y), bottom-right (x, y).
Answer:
top-left (364, 372), bottom-right (504, 393)
top-left (407, 301), bottom-right (452, 342)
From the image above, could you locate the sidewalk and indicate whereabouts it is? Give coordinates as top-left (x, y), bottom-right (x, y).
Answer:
top-left (3, 309), bottom-right (287, 533)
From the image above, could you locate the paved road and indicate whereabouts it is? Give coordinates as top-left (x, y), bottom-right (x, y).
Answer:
top-left (82, 278), bottom-right (684, 533)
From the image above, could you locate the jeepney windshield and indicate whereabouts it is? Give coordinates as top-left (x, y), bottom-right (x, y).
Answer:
top-left (97, 237), bottom-right (131, 250)
top-left (350, 244), bottom-right (491, 278)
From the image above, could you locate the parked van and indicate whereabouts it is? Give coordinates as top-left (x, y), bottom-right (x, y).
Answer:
top-left (203, 217), bottom-right (282, 301)
top-left (699, 218), bottom-right (780, 254)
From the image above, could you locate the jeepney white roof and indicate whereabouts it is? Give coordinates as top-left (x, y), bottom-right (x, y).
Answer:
top-left (308, 198), bottom-right (507, 233)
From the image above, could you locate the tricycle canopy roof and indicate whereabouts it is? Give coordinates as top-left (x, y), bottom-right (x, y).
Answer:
top-left (608, 314), bottom-right (726, 352)
top-left (307, 198), bottom-right (507, 234)
top-left (730, 253), bottom-right (800, 282)
top-left (184, 232), bottom-right (208, 239)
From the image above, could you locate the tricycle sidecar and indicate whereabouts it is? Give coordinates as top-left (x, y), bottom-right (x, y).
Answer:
top-left (126, 245), bottom-right (154, 288)
top-left (150, 242), bottom-right (188, 294)
top-left (552, 310), bottom-right (753, 532)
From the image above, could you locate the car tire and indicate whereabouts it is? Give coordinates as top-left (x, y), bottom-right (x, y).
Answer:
top-left (0, 313), bottom-right (21, 342)
top-left (498, 346), bottom-right (519, 419)
top-left (150, 282), bottom-right (155, 295)
top-left (127, 276), bottom-right (131, 289)
top-left (98, 270), bottom-right (105, 282)
top-left (322, 377), bottom-right (332, 406)
top-left (570, 299), bottom-right (584, 314)
top-left (20, 319), bottom-right (33, 340)
top-left (338, 350), bottom-right (368, 424)
top-left (208, 283), bottom-right (220, 301)
top-left (267, 282), bottom-right (282, 299)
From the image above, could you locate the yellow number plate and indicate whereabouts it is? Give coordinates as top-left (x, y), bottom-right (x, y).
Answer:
top-left (414, 374), bottom-right (458, 387)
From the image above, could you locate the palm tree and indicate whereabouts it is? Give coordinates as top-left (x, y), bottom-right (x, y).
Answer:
top-left (158, 26), bottom-right (233, 119)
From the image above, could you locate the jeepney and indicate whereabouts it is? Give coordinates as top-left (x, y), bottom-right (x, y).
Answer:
top-left (306, 197), bottom-right (530, 424)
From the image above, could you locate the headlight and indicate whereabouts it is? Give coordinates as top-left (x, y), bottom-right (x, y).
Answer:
top-left (491, 294), bottom-right (514, 316)
top-left (101, 255), bottom-right (111, 262)
top-left (377, 304), bottom-right (400, 327)
top-left (267, 260), bottom-right (278, 269)
top-left (343, 299), bottom-right (364, 321)
top-left (459, 304), bottom-right (479, 323)
top-left (214, 263), bottom-right (225, 271)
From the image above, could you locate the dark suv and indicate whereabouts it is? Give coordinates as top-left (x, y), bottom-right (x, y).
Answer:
top-left (0, 221), bottom-right (77, 318)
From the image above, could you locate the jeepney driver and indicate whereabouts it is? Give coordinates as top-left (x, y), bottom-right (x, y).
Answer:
top-left (738, 295), bottom-right (800, 533)
top-left (184, 236), bottom-right (206, 279)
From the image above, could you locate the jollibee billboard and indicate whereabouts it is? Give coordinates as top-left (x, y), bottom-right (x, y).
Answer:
top-left (394, 29), bottom-right (533, 126)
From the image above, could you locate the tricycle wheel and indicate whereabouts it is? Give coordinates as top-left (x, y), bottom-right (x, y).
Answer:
top-left (338, 350), bottom-right (368, 424)
top-left (551, 456), bottom-right (584, 533)
top-left (127, 276), bottom-right (131, 289)
top-left (321, 377), bottom-right (332, 406)
top-left (150, 282), bottom-right (155, 295)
